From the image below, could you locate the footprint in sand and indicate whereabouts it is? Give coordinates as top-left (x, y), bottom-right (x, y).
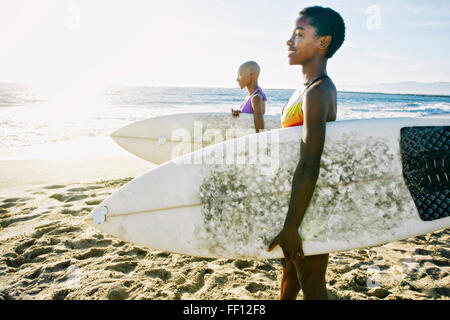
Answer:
top-left (144, 268), bottom-right (172, 281)
top-left (438, 248), bottom-right (450, 259)
top-left (245, 281), bottom-right (271, 293)
top-left (52, 289), bottom-right (70, 300)
top-left (175, 268), bottom-right (213, 298)
top-left (414, 248), bottom-right (434, 256)
top-left (1, 202), bottom-right (19, 209)
top-left (4, 255), bottom-right (26, 268)
top-left (106, 261), bottom-right (138, 274)
top-left (23, 246), bottom-right (54, 262)
top-left (44, 185), bottom-right (66, 190)
top-left (60, 209), bottom-right (79, 216)
top-left (117, 247), bottom-right (148, 258)
top-left (85, 199), bottom-right (104, 206)
top-left (3, 198), bottom-right (22, 203)
top-left (66, 187), bottom-right (91, 192)
top-left (86, 185), bottom-right (104, 190)
top-left (49, 194), bottom-right (66, 202)
top-left (50, 193), bottom-right (89, 203)
top-left (153, 252), bottom-right (171, 258)
top-left (64, 238), bottom-right (113, 250)
top-left (255, 261), bottom-right (276, 272)
top-left (47, 225), bottom-right (83, 236)
top-left (1, 198), bottom-right (34, 211)
top-left (31, 223), bottom-right (82, 239)
top-left (24, 266), bottom-right (43, 280)
top-left (107, 286), bottom-right (129, 300)
top-left (1, 211), bottom-right (41, 228)
top-left (234, 260), bottom-right (253, 270)
top-left (5, 245), bottom-right (55, 268)
top-left (66, 195), bottom-right (89, 202)
top-left (14, 239), bottom-right (37, 255)
top-left (59, 207), bottom-right (91, 216)
top-left (44, 260), bottom-right (71, 273)
top-left (75, 248), bottom-right (107, 260)
top-left (31, 222), bottom-right (61, 237)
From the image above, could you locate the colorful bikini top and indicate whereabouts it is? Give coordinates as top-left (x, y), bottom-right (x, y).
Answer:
top-left (281, 75), bottom-right (329, 128)
top-left (239, 87), bottom-right (267, 114)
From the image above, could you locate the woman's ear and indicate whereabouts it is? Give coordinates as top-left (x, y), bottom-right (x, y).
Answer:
top-left (319, 35), bottom-right (332, 50)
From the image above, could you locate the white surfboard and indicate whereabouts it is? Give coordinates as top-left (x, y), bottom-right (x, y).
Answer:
top-left (110, 112), bottom-right (281, 164)
top-left (86, 117), bottom-right (450, 259)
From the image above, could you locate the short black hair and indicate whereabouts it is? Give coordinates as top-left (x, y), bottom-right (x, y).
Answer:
top-left (299, 6), bottom-right (345, 58)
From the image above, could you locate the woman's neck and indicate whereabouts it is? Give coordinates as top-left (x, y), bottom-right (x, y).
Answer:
top-left (247, 82), bottom-right (258, 95)
top-left (301, 57), bottom-right (328, 87)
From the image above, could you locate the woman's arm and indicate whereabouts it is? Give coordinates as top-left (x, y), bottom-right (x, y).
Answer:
top-left (268, 84), bottom-right (330, 259)
top-left (251, 95), bottom-right (265, 133)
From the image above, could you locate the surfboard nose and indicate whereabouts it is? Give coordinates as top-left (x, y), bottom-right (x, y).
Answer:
top-left (84, 206), bottom-right (108, 225)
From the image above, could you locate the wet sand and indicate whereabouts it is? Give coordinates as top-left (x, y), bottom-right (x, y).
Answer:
top-left (0, 140), bottom-right (449, 300)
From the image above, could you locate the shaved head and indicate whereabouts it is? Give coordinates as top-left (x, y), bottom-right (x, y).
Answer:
top-left (238, 61), bottom-right (261, 77)
top-left (236, 60), bottom-right (262, 90)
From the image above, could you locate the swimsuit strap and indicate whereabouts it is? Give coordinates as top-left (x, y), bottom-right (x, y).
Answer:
top-left (282, 75), bottom-right (329, 115)
top-left (303, 75), bottom-right (329, 95)
top-left (251, 87), bottom-right (267, 101)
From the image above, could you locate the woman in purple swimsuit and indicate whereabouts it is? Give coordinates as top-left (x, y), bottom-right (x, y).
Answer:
top-left (231, 61), bottom-right (266, 133)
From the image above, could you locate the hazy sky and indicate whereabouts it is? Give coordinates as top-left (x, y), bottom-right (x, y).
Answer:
top-left (1, 0), bottom-right (449, 93)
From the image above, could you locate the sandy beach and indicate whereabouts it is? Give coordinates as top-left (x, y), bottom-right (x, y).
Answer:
top-left (1, 0), bottom-right (450, 303)
top-left (0, 137), bottom-right (449, 300)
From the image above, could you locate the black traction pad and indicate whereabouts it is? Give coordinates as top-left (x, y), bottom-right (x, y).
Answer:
top-left (401, 126), bottom-right (450, 221)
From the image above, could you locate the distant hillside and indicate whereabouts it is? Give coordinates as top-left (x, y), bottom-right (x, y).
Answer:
top-left (341, 82), bottom-right (450, 96)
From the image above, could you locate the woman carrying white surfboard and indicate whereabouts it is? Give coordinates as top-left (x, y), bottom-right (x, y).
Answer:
top-left (231, 61), bottom-right (266, 133)
top-left (268, 6), bottom-right (346, 300)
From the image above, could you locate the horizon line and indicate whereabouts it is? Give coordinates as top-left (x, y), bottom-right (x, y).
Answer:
top-left (1, 81), bottom-right (450, 98)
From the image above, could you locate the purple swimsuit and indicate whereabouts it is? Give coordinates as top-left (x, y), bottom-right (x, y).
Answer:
top-left (239, 87), bottom-right (267, 114)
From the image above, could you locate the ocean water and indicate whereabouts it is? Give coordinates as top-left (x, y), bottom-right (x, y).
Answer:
top-left (0, 84), bottom-right (449, 149)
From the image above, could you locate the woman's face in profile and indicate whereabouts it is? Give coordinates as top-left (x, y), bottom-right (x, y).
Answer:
top-left (286, 15), bottom-right (321, 66)
top-left (236, 68), bottom-right (250, 89)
